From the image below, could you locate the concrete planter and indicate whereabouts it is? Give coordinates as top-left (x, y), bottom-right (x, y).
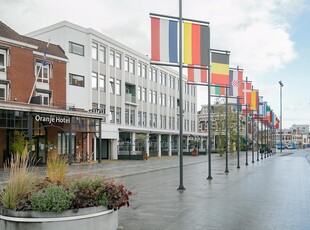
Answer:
top-left (0, 206), bottom-right (118, 230)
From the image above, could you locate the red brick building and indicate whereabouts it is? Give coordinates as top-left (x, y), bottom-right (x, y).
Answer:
top-left (0, 22), bottom-right (104, 167)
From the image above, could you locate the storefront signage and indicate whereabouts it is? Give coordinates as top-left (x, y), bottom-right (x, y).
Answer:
top-left (34, 115), bottom-right (70, 124)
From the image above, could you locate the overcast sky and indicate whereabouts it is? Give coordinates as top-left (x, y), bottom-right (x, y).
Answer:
top-left (1, 0), bottom-right (310, 128)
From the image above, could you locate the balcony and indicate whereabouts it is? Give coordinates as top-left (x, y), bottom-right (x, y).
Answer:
top-left (125, 93), bottom-right (137, 105)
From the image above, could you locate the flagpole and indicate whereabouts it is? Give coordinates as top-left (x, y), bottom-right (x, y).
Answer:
top-left (225, 85), bottom-right (229, 173)
top-left (207, 33), bottom-right (212, 181)
top-left (245, 77), bottom-right (249, 166)
top-left (237, 96), bottom-right (240, 169)
top-left (177, 0), bottom-right (185, 191)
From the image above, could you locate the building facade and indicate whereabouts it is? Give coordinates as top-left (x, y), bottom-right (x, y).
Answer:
top-left (0, 21), bottom-right (105, 167)
top-left (28, 21), bottom-right (204, 160)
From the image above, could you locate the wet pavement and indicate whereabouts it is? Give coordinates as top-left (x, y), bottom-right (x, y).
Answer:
top-left (0, 149), bottom-right (309, 229)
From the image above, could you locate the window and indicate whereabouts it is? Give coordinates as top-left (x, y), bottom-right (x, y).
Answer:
top-left (153, 114), bottom-right (157, 127)
top-left (125, 109), bottom-right (129, 125)
top-left (130, 110), bottom-right (135, 125)
top-left (137, 86), bottom-right (141, 100)
top-left (92, 72), bottom-right (98, 89)
top-left (152, 68), bottom-right (157, 82)
top-left (162, 94), bottom-right (166, 107)
top-left (35, 63), bottom-right (50, 83)
top-left (99, 46), bottom-right (106, 63)
top-left (163, 115), bottom-right (166, 129)
top-left (37, 92), bottom-right (50, 106)
top-left (116, 107), bottom-right (121, 124)
top-left (142, 64), bottom-right (147, 78)
top-left (149, 113), bottom-right (153, 127)
top-left (0, 50), bottom-right (6, 72)
top-left (0, 84), bottom-right (6, 100)
top-left (99, 74), bottom-right (105, 91)
top-left (110, 50), bottom-right (115, 66)
top-left (115, 52), bottom-right (121, 69)
top-left (143, 112), bottom-right (147, 127)
top-left (115, 79), bottom-right (121, 95)
top-left (124, 56), bottom-right (129, 72)
top-left (92, 43), bottom-right (98, 60)
top-left (129, 59), bottom-right (135, 74)
top-left (137, 62), bottom-right (141, 77)
top-left (138, 111), bottom-right (142, 126)
top-left (153, 91), bottom-right (157, 104)
top-left (109, 78), bottom-right (115, 94)
top-left (69, 42), bottom-right (84, 56)
top-left (149, 90), bottom-right (152, 103)
top-left (142, 87), bottom-right (146, 101)
top-left (110, 106), bottom-right (115, 123)
top-left (69, 73), bottom-right (84, 87)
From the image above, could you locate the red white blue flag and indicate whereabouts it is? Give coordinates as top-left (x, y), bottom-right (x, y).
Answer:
top-left (151, 17), bottom-right (178, 63)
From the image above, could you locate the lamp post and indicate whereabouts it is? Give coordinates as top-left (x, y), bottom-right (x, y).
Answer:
top-left (279, 81), bottom-right (284, 153)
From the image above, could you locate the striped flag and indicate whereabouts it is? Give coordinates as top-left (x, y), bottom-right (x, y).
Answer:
top-left (211, 51), bottom-right (230, 95)
top-left (187, 66), bottom-right (208, 83)
top-left (151, 17), bottom-right (178, 63)
top-left (183, 22), bottom-right (210, 66)
top-left (250, 89), bottom-right (259, 111)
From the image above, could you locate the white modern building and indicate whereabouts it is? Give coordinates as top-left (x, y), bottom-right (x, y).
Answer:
top-left (28, 21), bottom-right (205, 160)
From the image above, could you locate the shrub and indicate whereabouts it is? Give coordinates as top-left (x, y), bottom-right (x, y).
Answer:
top-left (30, 184), bottom-right (74, 213)
top-left (104, 180), bottom-right (132, 210)
top-left (70, 177), bottom-right (108, 210)
top-left (0, 147), bottom-right (37, 209)
top-left (46, 151), bottom-right (68, 184)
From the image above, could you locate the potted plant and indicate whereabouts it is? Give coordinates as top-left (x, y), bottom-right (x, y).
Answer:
top-left (135, 134), bottom-right (148, 160)
top-left (191, 140), bottom-right (200, 156)
top-left (0, 137), bottom-right (132, 230)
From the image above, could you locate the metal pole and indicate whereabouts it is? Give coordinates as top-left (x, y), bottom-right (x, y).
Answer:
top-left (178, 0), bottom-right (185, 191)
top-left (225, 86), bottom-right (229, 173)
top-left (261, 121), bottom-right (263, 160)
top-left (28, 112), bottom-right (33, 165)
top-left (279, 81), bottom-right (283, 153)
top-left (98, 119), bottom-right (102, 163)
top-left (237, 96), bottom-right (240, 169)
top-left (267, 125), bottom-right (269, 157)
top-left (207, 27), bottom-right (212, 181)
top-left (251, 110), bottom-right (254, 163)
top-left (245, 77), bottom-right (248, 166)
top-left (245, 104), bottom-right (248, 166)
top-left (257, 119), bottom-right (259, 161)
top-left (264, 123), bottom-right (267, 158)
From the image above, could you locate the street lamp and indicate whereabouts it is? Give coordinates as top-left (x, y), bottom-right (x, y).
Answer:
top-left (279, 81), bottom-right (284, 153)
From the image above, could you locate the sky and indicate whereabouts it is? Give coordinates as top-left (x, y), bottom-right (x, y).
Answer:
top-left (1, 0), bottom-right (309, 129)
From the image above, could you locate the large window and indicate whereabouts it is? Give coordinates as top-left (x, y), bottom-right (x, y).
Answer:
top-left (35, 62), bottom-right (50, 83)
top-left (69, 73), bottom-right (85, 87)
top-left (69, 42), bottom-right (84, 56)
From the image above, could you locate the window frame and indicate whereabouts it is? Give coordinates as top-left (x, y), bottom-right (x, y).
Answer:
top-left (69, 73), bottom-right (85, 87)
top-left (69, 41), bottom-right (84, 56)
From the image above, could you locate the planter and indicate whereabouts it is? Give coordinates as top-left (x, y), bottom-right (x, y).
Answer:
top-left (0, 206), bottom-right (118, 230)
top-left (142, 152), bottom-right (148, 160)
top-left (191, 150), bottom-right (199, 156)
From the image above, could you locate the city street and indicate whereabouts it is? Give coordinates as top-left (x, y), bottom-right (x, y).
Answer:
top-left (117, 150), bottom-right (310, 230)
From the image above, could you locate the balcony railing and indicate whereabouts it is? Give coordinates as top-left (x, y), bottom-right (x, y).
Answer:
top-left (125, 93), bottom-right (136, 104)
